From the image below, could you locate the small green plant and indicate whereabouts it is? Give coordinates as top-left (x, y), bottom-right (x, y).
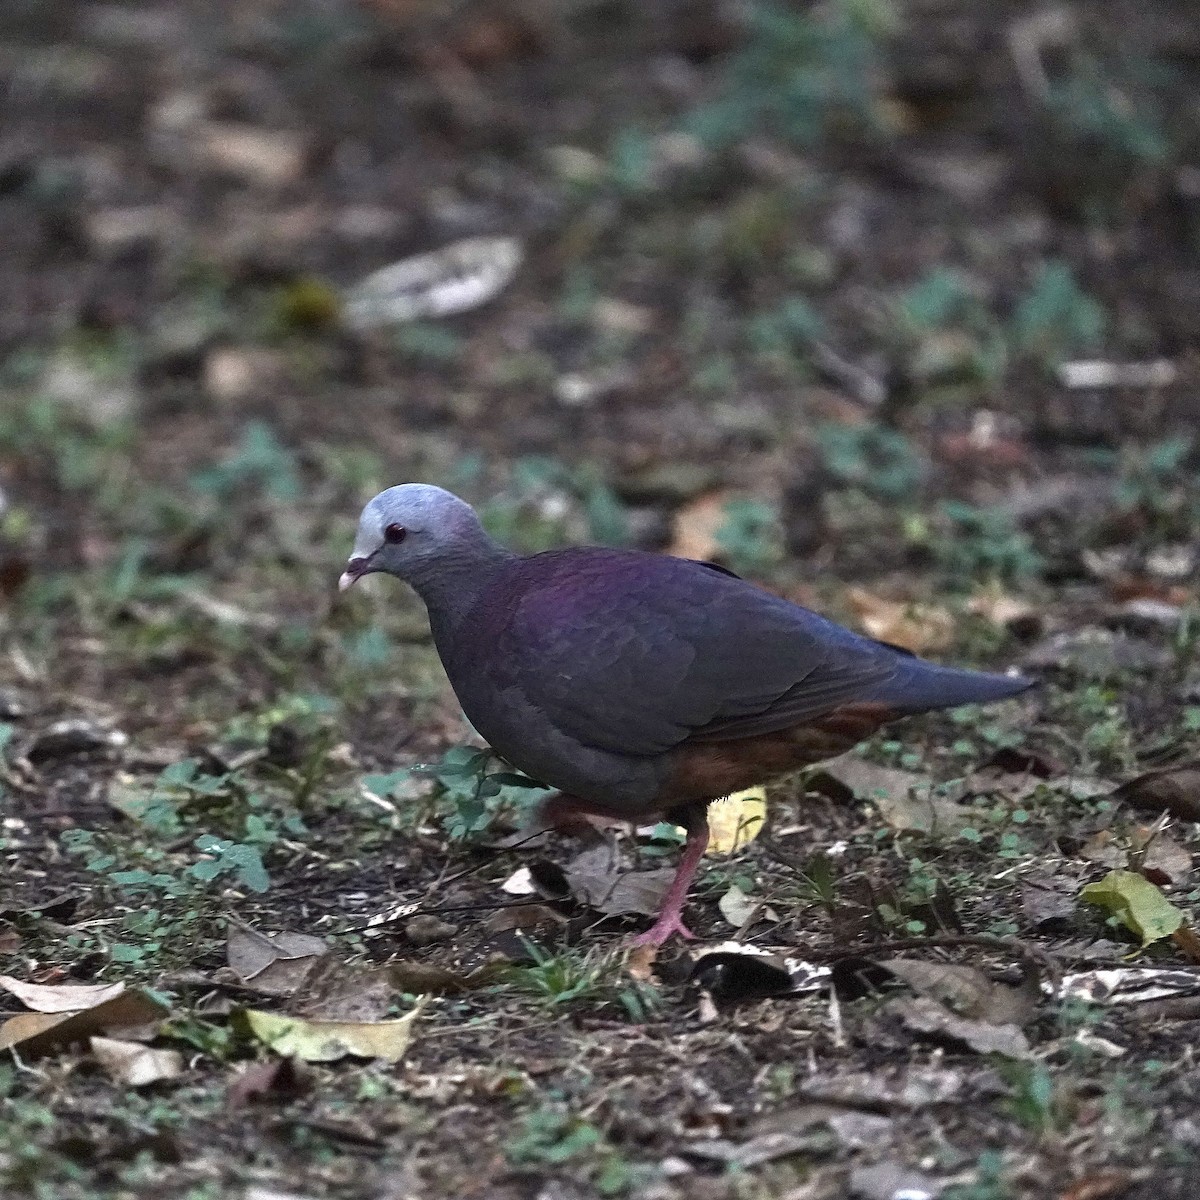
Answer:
top-left (715, 496), bottom-right (783, 575)
top-left (899, 266), bottom-right (978, 332)
top-left (0, 393), bottom-right (136, 516)
top-left (943, 1151), bottom-right (1012, 1200)
top-left (795, 850), bottom-right (839, 914)
top-left (191, 421), bottom-right (301, 502)
top-left (189, 835), bottom-right (270, 893)
top-left (997, 1061), bottom-right (1071, 1135)
top-left (747, 295), bottom-right (825, 368)
top-left (1045, 51), bottom-right (1172, 168)
top-left (506, 1106), bottom-right (601, 1164)
top-left (687, 0), bottom-right (898, 149)
top-left (1109, 434), bottom-right (1196, 534)
top-left (365, 745), bottom-right (547, 839)
top-left (818, 423), bottom-right (925, 500)
top-left (892, 267), bottom-right (1008, 401)
top-left (112, 757), bottom-right (309, 846)
top-left (507, 941), bottom-right (614, 1007)
top-left (61, 826), bottom-right (270, 896)
top-left (505, 1103), bottom-right (646, 1195)
top-left (1011, 260), bottom-right (1106, 365)
top-left (931, 502), bottom-right (1043, 584)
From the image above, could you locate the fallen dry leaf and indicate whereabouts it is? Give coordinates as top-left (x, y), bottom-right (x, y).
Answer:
top-left (968, 587), bottom-right (1037, 631)
top-left (198, 122), bottom-right (307, 187)
top-left (807, 759), bottom-right (924, 806)
top-left (243, 1188), bottom-right (324, 1200)
top-left (481, 903), bottom-right (567, 934)
top-left (810, 759), bottom-right (974, 835)
top-left (624, 943), bottom-right (658, 982)
top-left (1113, 763), bottom-right (1200, 823)
top-left (501, 866), bottom-right (536, 895)
top-left (1078, 826), bottom-right (1192, 886)
top-left (89, 1036), bottom-right (183, 1087)
top-left (1059, 1173), bottom-right (1136, 1200)
top-left (667, 490), bottom-right (731, 562)
top-left (718, 884), bottom-right (759, 928)
top-left (846, 586), bottom-right (956, 654)
top-left (850, 1160), bottom-right (941, 1200)
top-left (343, 236), bottom-right (523, 329)
top-left (1021, 878), bottom-right (1076, 929)
top-left (404, 914), bottom-right (457, 946)
top-left (1059, 966), bottom-right (1200, 1005)
top-left (226, 924), bottom-right (329, 996)
top-left (885, 994), bottom-right (1031, 1057)
top-left (363, 900), bottom-right (421, 930)
top-left (564, 843), bottom-right (673, 917)
top-left (295, 961), bottom-right (396, 1021)
top-left (704, 787), bottom-right (767, 855)
top-left (1107, 573), bottom-right (1192, 605)
top-left (684, 1132), bottom-right (815, 1169)
top-left (227, 1057), bottom-right (307, 1108)
top-left (237, 999), bottom-right (425, 1063)
top-left (387, 960), bottom-right (504, 997)
top-left (879, 958), bottom-right (1038, 1026)
top-left (586, 870), bottom-right (674, 917)
top-left (0, 976), bottom-right (125, 1014)
top-left (797, 1066), bottom-right (964, 1110)
top-left (1171, 925), bottom-right (1200, 964)
top-left (0, 988), bottom-right (169, 1057)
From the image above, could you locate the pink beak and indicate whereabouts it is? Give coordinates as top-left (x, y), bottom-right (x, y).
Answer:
top-left (338, 556), bottom-right (371, 591)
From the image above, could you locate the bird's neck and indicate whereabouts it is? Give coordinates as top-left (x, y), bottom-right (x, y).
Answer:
top-left (404, 536), bottom-right (516, 640)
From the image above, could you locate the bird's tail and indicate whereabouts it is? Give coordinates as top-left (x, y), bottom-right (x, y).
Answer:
top-left (869, 660), bottom-right (1036, 715)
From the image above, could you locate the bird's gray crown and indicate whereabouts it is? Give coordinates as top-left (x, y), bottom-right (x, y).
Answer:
top-left (344, 484), bottom-right (512, 625)
top-left (351, 483), bottom-right (479, 560)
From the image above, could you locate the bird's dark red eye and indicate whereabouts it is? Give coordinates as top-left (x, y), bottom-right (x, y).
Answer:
top-left (384, 523), bottom-right (407, 544)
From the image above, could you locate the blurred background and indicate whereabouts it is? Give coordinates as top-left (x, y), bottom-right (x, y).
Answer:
top-left (1, 0), bottom-right (1198, 751)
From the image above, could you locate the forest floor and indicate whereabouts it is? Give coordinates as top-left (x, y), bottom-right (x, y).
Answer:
top-left (2, 2), bottom-right (1200, 1197)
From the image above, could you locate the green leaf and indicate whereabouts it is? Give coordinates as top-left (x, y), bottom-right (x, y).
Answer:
top-left (900, 266), bottom-right (974, 329)
top-left (362, 768), bottom-right (411, 799)
top-left (1079, 869), bottom-right (1185, 945)
top-left (223, 844), bottom-right (270, 893)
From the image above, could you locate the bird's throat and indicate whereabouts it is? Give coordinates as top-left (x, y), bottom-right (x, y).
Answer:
top-left (405, 541), bottom-right (515, 642)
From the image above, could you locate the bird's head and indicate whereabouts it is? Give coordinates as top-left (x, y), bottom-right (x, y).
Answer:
top-left (339, 484), bottom-right (486, 591)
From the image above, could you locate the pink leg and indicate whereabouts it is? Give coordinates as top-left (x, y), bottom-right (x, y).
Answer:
top-left (631, 821), bottom-right (710, 947)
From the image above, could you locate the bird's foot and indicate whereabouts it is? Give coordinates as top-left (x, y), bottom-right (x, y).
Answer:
top-left (631, 911), bottom-right (696, 947)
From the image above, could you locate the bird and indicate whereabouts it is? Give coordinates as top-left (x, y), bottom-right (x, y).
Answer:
top-left (340, 484), bottom-right (1035, 946)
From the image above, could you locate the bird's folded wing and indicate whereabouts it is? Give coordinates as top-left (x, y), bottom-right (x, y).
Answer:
top-left (506, 557), bottom-right (898, 757)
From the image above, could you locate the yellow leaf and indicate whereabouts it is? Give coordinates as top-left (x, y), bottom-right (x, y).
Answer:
top-left (1079, 870), bottom-right (1185, 946)
top-left (704, 788), bottom-right (767, 856)
top-left (238, 999), bottom-right (425, 1063)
